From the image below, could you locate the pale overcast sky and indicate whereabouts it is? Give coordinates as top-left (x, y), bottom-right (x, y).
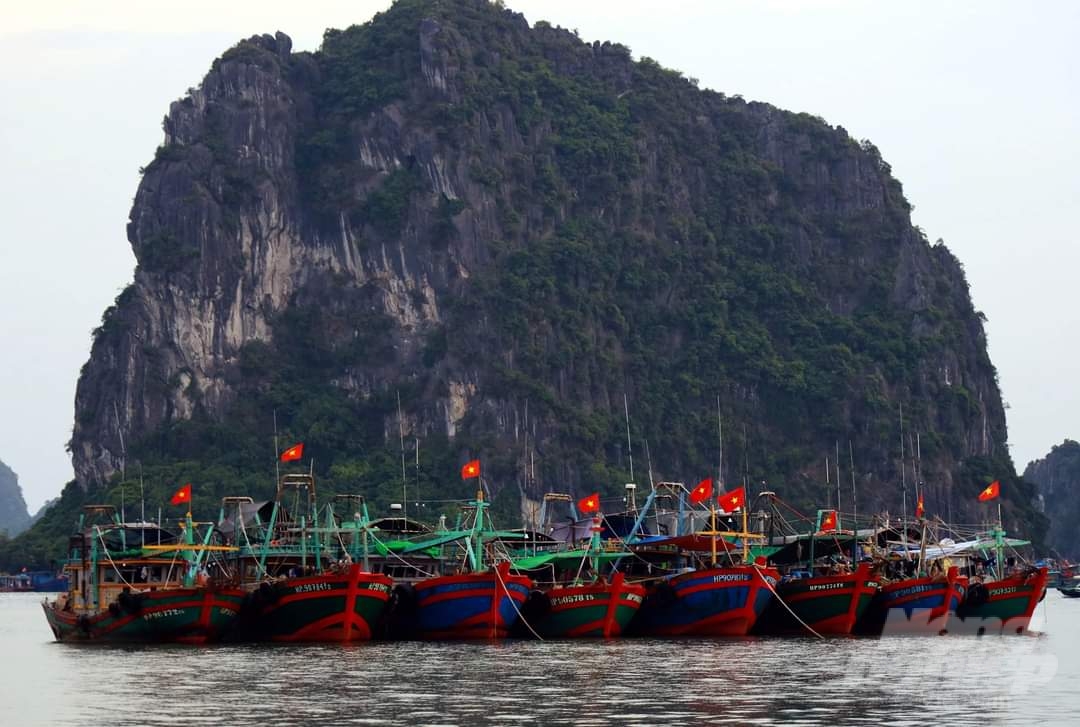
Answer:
top-left (1, 1), bottom-right (1076, 511)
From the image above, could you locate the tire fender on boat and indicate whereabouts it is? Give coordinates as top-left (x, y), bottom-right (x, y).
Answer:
top-left (964, 582), bottom-right (989, 611)
top-left (391, 583), bottom-right (418, 616)
top-left (258, 581), bottom-right (280, 603)
top-left (118, 590), bottom-right (144, 614)
top-left (648, 581), bottom-right (678, 610)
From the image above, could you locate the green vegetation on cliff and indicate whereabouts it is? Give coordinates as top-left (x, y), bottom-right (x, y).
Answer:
top-left (2, 0), bottom-right (1045, 570)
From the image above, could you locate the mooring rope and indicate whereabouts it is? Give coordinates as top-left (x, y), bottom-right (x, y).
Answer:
top-left (492, 559), bottom-right (545, 642)
top-left (753, 564), bottom-right (825, 640)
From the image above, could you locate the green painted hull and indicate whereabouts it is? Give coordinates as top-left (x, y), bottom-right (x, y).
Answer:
top-left (43, 587), bottom-right (245, 644)
top-left (236, 567), bottom-right (393, 642)
top-left (534, 575), bottom-right (645, 638)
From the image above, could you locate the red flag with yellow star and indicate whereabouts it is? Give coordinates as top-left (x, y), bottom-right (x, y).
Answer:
top-left (978, 481), bottom-right (1000, 502)
top-left (820, 509), bottom-right (838, 533)
top-left (280, 443), bottom-right (304, 462)
top-left (916, 492), bottom-right (925, 519)
top-left (461, 459), bottom-right (481, 479)
top-left (689, 478), bottom-right (713, 505)
top-left (578, 492), bottom-right (600, 514)
top-left (717, 486), bottom-right (746, 514)
top-left (169, 483), bottom-right (192, 507)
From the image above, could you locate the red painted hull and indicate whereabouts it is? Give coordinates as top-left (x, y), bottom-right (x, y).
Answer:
top-left (240, 565), bottom-right (394, 643)
top-left (758, 562), bottom-right (880, 635)
top-left (955, 567), bottom-right (1048, 635)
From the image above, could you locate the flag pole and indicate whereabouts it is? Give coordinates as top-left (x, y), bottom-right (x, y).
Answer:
top-left (710, 502), bottom-right (717, 567)
top-left (273, 410), bottom-right (280, 486)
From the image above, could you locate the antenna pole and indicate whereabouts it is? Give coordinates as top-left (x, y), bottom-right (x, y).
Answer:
top-left (826, 456), bottom-right (831, 510)
top-left (624, 393), bottom-right (634, 483)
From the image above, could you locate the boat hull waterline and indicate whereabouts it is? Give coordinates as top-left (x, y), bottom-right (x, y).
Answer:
top-left (236, 565), bottom-right (394, 643)
top-left (43, 587), bottom-right (245, 644)
top-left (632, 565), bottom-right (780, 637)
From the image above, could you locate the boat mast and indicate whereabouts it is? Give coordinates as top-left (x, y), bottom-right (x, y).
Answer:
top-left (899, 403), bottom-right (909, 560)
top-left (849, 440), bottom-right (858, 562)
top-left (397, 390), bottom-right (408, 521)
top-left (717, 397), bottom-right (724, 490)
top-left (623, 393), bottom-right (634, 485)
top-left (835, 441), bottom-right (841, 531)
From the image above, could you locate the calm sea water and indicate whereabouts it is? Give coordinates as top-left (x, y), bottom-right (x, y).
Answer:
top-left (1, 591), bottom-right (1075, 726)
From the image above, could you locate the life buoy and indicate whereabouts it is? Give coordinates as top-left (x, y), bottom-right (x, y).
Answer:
top-left (391, 583), bottom-right (418, 616)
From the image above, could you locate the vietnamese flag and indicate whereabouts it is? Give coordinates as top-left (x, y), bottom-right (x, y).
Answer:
top-left (915, 492), bottom-right (925, 519)
top-left (689, 478), bottom-right (713, 505)
top-left (461, 459), bottom-right (481, 479)
top-left (717, 486), bottom-right (746, 514)
top-left (578, 492), bottom-right (600, 514)
top-left (820, 509), bottom-right (838, 533)
top-left (280, 443), bottom-right (304, 462)
top-left (978, 480), bottom-right (1000, 502)
top-left (169, 483), bottom-right (192, 506)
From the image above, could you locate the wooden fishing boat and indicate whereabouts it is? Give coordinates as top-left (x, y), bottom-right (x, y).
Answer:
top-left (511, 514), bottom-right (646, 638)
top-left (949, 525), bottom-right (1049, 635)
top-left (219, 482), bottom-right (395, 644)
top-left (387, 491), bottom-right (533, 640)
top-left (750, 501), bottom-right (882, 636)
top-left (238, 563), bottom-right (393, 642)
top-left (757, 562), bottom-right (880, 636)
top-left (408, 560), bottom-right (531, 639)
top-left (631, 561), bottom-right (779, 636)
top-left (535, 572), bottom-right (646, 638)
top-left (955, 566), bottom-right (1048, 634)
top-left (42, 506), bottom-right (244, 644)
top-left (855, 566), bottom-right (966, 636)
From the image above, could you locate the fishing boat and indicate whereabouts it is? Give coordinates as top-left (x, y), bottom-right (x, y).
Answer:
top-left (1059, 576), bottom-right (1080, 598)
top-left (757, 561), bottom-right (880, 636)
top-left (750, 500), bottom-right (881, 636)
top-left (511, 513), bottom-right (645, 639)
top-left (393, 491), bottom-right (532, 640)
top-left (42, 506), bottom-right (245, 644)
top-left (220, 479), bottom-right (394, 643)
top-left (855, 566), bottom-right (966, 636)
top-left (953, 524), bottom-right (1048, 634)
top-left (625, 483), bottom-right (779, 637)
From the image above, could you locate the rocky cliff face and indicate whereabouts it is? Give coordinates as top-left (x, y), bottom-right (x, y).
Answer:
top-left (1025, 440), bottom-right (1080, 558)
top-left (0, 459), bottom-right (31, 537)
top-left (69, 0), bottom-right (1039, 535)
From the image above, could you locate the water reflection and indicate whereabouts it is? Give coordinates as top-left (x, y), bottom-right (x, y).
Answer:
top-left (1, 593), bottom-right (1073, 726)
